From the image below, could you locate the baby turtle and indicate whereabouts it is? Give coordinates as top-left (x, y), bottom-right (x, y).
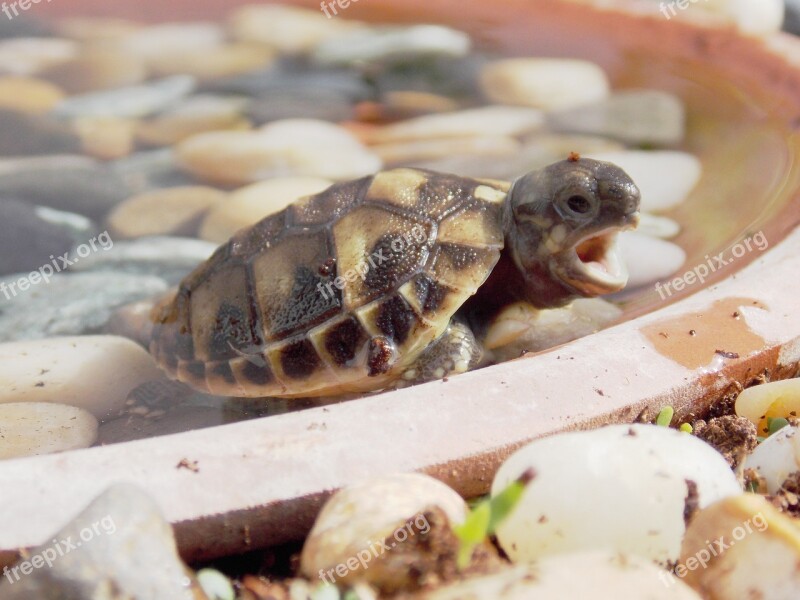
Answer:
top-left (151, 158), bottom-right (640, 398)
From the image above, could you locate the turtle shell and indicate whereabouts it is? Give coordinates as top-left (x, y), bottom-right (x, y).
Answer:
top-left (150, 168), bottom-right (508, 398)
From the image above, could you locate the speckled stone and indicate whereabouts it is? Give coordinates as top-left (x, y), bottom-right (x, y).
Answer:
top-left (0, 403), bottom-right (98, 459)
top-left (0, 76), bottom-right (64, 114)
top-left (0, 272), bottom-right (168, 343)
top-left (52, 75), bottom-right (196, 119)
top-left (0, 156), bottom-right (132, 219)
top-left (107, 186), bottom-right (227, 239)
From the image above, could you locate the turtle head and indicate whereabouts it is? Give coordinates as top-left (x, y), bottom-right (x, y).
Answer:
top-left (507, 156), bottom-right (640, 308)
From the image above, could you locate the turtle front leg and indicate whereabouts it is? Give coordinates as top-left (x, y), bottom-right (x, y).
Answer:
top-left (396, 320), bottom-right (483, 387)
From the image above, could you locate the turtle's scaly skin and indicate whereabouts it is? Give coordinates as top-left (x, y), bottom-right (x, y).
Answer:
top-left (151, 169), bottom-right (509, 398)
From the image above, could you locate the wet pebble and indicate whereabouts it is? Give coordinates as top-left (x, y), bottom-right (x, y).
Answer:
top-left (0, 402), bottom-right (98, 460)
top-left (0, 76), bottom-right (64, 114)
top-left (370, 106), bottom-right (544, 143)
top-left (39, 51), bottom-right (148, 94)
top-left (177, 120), bottom-right (381, 185)
top-left (0, 109), bottom-right (81, 156)
top-left (373, 54), bottom-right (485, 99)
top-left (312, 25), bottom-right (472, 66)
top-left (548, 90), bottom-right (686, 146)
top-left (481, 58), bottom-right (610, 111)
top-left (148, 43), bottom-right (275, 80)
top-left (200, 176), bottom-right (332, 243)
top-left (69, 236), bottom-right (218, 284)
top-left (0, 37), bottom-right (77, 76)
top-left (0, 156), bottom-right (132, 219)
top-left (619, 232), bottom-right (687, 288)
top-left (492, 424), bottom-right (741, 565)
top-left (52, 75), bottom-right (196, 119)
top-left (229, 4), bottom-right (361, 54)
top-left (0, 336), bottom-right (165, 419)
top-left (136, 95), bottom-right (250, 147)
top-left (0, 484), bottom-right (205, 599)
top-left (588, 150), bottom-right (702, 212)
top-left (0, 272), bottom-right (168, 343)
top-left (107, 186), bottom-right (227, 239)
top-left (0, 199), bottom-right (89, 277)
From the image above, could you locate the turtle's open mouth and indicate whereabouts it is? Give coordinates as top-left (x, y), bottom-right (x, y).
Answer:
top-left (555, 227), bottom-right (630, 296)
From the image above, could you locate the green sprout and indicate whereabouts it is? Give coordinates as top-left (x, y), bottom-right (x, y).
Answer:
top-left (453, 469), bottom-right (535, 570)
top-left (679, 423), bottom-right (693, 434)
top-left (656, 406), bottom-right (675, 427)
top-left (767, 417), bottom-right (790, 436)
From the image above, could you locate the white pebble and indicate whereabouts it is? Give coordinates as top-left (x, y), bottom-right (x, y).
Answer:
top-left (587, 150), bottom-right (702, 212)
top-left (374, 136), bottom-right (520, 165)
top-left (480, 58), bottom-right (610, 111)
top-left (744, 426), bottom-right (800, 494)
top-left (424, 552), bottom-right (703, 600)
top-left (0, 402), bottom-right (97, 460)
top-left (177, 120), bottom-right (382, 185)
top-left (637, 213), bottom-right (681, 239)
top-left (313, 25), bottom-right (471, 66)
top-left (371, 106), bottom-right (544, 143)
top-left (618, 232), bottom-right (687, 288)
top-left (119, 22), bottom-right (225, 61)
top-left (0, 38), bottom-right (77, 76)
top-left (492, 424), bottom-right (741, 565)
top-left (0, 336), bottom-right (166, 421)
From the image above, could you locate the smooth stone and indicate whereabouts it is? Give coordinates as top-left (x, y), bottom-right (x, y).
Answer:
top-left (480, 58), bottom-right (610, 111)
top-left (148, 43), bottom-right (275, 80)
top-left (744, 425), bottom-right (800, 494)
top-left (119, 21), bottom-right (225, 61)
top-left (107, 186), bottom-right (227, 239)
top-left (0, 76), bottom-right (64, 114)
top-left (484, 299), bottom-right (623, 362)
top-left (35, 205), bottom-right (96, 239)
top-left (245, 87), bottom-right (356, 125)
top-left (0, 336), bottom-right (165, 420)
top-left (0, 109), bottom-right (82, 156)
top-left (177, 120), bottom-right (381, 185)
top-left (0, 37), bottom-right (77, 76)
top-left (375, 136), bottom-right (520, 165)
top-left (696, 0), bottom-right (784, 35)
top-left (74, 116), bottom-right (136, 160)
top-left (412, 133), bottom-right (624, 180)
top-left (54, 17), bottom-right (142, 43)
top-left (618, 232), bottom-right (687, 288)
top-left (0, 157), bottom-right (132, 219)
top-left (377, 91), bottom-right (461, 120)
top-left (419, 553), bottom-right (703, 600)
top-left (312, 25), bottom-right (472, 66)
top-left (229, 4), bottom-right (361, 54)
top-left (0, 16), bottom-right (52, 39)
top-left (587, 150), bottom-right (702, 212)
top-left (373, 54), bottom-right (485, 98)
top-left (136, 95), bottom-right (251, 147)
top-left (110, 149), bottom-right (197, 193)
top-left (0, 403), bottom-right (98, 460)
top-left (202, 64), bottom-right (372, 101)
top-left (637, 212), bottom-right (681, 239)
top-left (0, 199), bottom-right (86, 276)
top-left (68, 236), bottom-right (218, 284)
top-left (680, 495), bottom-right (800, 597)
top-left (0, 484), bottom-right (204, 599)
top-left (370, 106), bottom-right (544, 143)
top-left (300, 473), bottom-right (468, 590)
top-left (493, 424), bottom-right (741, 565)
top-left (200, 177), bottom-right (332, 243)
top-left (786, 0), bottom-right (800, 35)
top-left (736, 379), bottom-right (800, 441)
top-left (548, 90), bottom-right (686, 146)
top-left (39, 51), bottom-right (148, 94)
top-left (0, 272), bottom-right (168, 344)
top-left (52, 75), bottom-right (196, 119)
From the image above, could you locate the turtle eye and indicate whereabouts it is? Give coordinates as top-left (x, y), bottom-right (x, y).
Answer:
top-left (566, 195), bottom-right (593, 215)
